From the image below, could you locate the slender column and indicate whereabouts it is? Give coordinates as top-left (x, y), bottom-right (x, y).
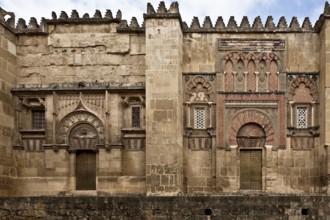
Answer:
top-left (186, 102), bottom-right (191, 128)
top-left (105, 90), bottom-right (110, 145)
top-left (244, 71), bottom-right (248, 92)
top-left (255, 72), bottom-right (259, 92)
top-left (208, 102), bottom-right (213, 128)
top-left (222, 72), bottom-right (226, 92)
top-left (289, 101), bottom-right (294, 127)
top-left (266, 72), bottom-right (270, 92)
top-left (311, 101), bottom-right (316, 127)
top-left (233, 72), bottom-right (237, 92)
top-left (277, 72), bottom-right (280, 90)
top-left (52, 91), bottom-right (57, 144)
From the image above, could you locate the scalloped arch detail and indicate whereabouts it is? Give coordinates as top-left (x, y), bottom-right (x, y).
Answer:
top-left (289, 75), bottom-right (317, 98)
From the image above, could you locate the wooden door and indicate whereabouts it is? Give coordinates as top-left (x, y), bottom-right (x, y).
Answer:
top-left (76, 151), bottom-right (96, 190)
top-left (240, 150), bottom-right (262, 190)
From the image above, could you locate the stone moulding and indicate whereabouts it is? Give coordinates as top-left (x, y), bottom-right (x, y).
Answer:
top-left (11, 82), bottom-right (145, 93)
top-left (218, 38), bottom-right (285, 52)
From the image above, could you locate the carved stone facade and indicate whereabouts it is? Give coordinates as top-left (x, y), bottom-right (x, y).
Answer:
top-left (1, 1), bottom-right (330, 196)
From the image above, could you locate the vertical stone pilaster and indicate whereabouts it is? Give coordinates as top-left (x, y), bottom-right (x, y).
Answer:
top-left (0, 16), bottom-right (17, 196)
top-left (319, 13), bottom-right (330, 193)
top-left (145, 3), bottom-right (183, 195)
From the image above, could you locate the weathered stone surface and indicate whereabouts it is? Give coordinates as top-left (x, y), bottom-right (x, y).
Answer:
top-left (0, 195), bottom-right (327, 219)
top-left (0, 1), bottom-right (330, 198)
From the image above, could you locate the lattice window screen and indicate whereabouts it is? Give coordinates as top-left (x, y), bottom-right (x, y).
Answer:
top-left (296, 107), bottom-right (308, 128)
top-left (32, 110), bottom-right (45, 129)
top-left (194, 107), bottom-right (206, 129)
top-left (131, 106), bottom-right (141, 128)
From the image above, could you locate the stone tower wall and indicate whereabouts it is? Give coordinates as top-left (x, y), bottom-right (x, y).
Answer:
top-left (0, 11), bottom-right (17, 196)
top-left (319, 18), bottom-right (330, 192)
top-left (145, 2), bottom-right (184, 195)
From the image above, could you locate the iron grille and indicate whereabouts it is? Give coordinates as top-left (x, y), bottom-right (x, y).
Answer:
top-left (132, 106), bottom-right (141, 128)
top-left (32, 110), bottom-right (45, 129)
top-left (296, 107), bottom-right (307, 128)
top-left (194, 107), bottom-right (206, 129)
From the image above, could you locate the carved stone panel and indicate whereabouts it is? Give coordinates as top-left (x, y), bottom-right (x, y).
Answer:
top-left (57, 110), bottom-right (105, 147)
top-left (69, 123), bottom-right (98, 150)
top-left (184, 74), bottom-right (215, 102)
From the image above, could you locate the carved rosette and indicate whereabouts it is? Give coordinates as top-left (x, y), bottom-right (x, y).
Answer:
top-left (57, 110), bottom-right (105, 148)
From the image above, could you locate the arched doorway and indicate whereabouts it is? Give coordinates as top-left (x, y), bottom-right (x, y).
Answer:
top-left (69, 123), bottom-right (98, 190)
top-left (237, 123), bottom-right (265, 190)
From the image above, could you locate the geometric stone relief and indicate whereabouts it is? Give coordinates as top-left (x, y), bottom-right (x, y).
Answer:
top-left (58, 92), bottom-right (105, 113)
top-left (56, 102), bottom-right (105, 147)
top-left (83, 93), bottom-right (105, 109)
top-left (57, 94), bottom-right (80, 111)
top-left (184, 74), bottom-right (215, 102)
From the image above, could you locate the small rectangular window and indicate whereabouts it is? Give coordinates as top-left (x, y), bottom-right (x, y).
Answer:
top-left (32, 110), bottom-right (45, 129)
top-left (194, 107), bottom-right (206, 129)
top-left (296, 107), bottom-right (307, 128)
top-left (131, 106), bottom-right (141, 128)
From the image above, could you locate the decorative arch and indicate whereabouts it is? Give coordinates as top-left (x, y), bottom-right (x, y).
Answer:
top-left (186, 75), bottom-right (213, 102)
top-left (221, 52), bottom-right (282, 71)
top-left (121, 95), bottom-right (145, 107)
top-left (56, 103), bottom-right (105, 148)
top-left (237, 123), bottom-right (266, 148)
top-left (289, 75), bottom-right (317, 100)
top-left (228, 110), bottom-right (275, 146)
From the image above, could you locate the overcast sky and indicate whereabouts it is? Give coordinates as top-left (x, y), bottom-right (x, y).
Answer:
top-left (0, 0), bottom-right (327, 27)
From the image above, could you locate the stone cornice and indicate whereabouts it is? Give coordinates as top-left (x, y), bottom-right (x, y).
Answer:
top-left (11, 82), bottom-right (145, 93)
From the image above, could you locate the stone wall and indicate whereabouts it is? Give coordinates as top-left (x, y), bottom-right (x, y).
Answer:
top-left (319, 18), bottom-right (330, 193)
top-left (0, 18), bottom-right (17, 196)
top-left (16, 24), bottom-right (145, 86)
top-left (0, 195), bottom-right (328, 219)
top-left (2, 0), bottom-right (330, 196)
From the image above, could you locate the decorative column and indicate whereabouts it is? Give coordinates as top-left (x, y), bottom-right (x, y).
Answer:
top-left (255, 72), bottom-right (259, 92)
top-left (222, 72), bottom-right (226, 92)
top-left (311, 101), bottom-right (316, 127)
top-left (266, 72), bottom-right (270, 92)
top-left (244, 71), bottom-right (248, 92)
top-left (289, 101), bottom-right (294, 127)
top-left (233, 72), bottom-right (237, 92)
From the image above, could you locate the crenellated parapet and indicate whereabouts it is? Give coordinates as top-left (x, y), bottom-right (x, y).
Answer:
top-left (2, 1), bottom-right (330, 34)
top-left (143, 1), bottom-right (181, 20)
top-left (117, 17), bottom-right (145, 33)
top-left (183, 15), bottom-right (314, 33)
top-left (15, 9), bottom-right (124, 35)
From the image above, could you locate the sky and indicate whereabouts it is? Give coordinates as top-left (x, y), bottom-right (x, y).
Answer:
top-left (0, 0), bottom-right (327, 27)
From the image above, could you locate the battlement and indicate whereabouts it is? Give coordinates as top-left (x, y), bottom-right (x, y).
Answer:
top-left (1, 1), bottom-right (330, 34)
